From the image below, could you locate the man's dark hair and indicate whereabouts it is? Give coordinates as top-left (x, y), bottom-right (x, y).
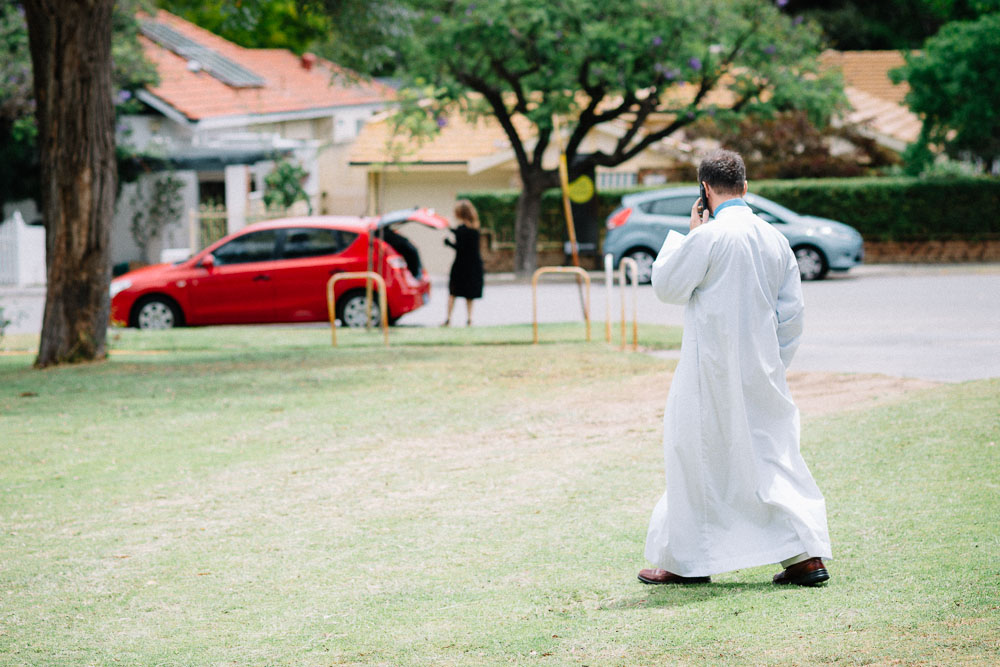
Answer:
top-left (698, 149), bottom-right (747, 194)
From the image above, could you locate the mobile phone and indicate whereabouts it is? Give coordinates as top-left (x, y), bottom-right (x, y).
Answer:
top-left (698, 182), bottom-right (710, 217)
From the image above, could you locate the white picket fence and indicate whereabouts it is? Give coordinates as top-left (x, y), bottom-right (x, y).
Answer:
top-left (0, 211), bottom-right (46, 286)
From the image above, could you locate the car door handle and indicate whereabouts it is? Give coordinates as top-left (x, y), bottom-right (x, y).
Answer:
top-left (253, 274), bottom-right (271, 282)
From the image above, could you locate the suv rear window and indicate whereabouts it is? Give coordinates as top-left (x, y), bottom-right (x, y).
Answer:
top-left (642, 195), bottom-right (696, 217)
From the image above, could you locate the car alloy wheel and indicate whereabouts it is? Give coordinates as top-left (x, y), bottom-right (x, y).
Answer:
top-left (625, 249), bottom-right (655, 284)
top-left (136, 299), bottom-right (177, 330)
top-left (794, 246), bottom-right (829, 281)
top-left (340, 293), bottom-right (382, 328)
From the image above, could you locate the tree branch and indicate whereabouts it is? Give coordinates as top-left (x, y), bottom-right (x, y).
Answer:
top-left (454, 71), bottom-right (532, 175)
top-left (490, 59), bottom-right (540, 114)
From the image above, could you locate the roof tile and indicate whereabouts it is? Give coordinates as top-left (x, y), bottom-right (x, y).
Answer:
top-left (141, 10), bottom-right (393, 121)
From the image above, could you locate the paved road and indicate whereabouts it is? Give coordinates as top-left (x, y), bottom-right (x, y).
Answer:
top-left (4, 264), bottom-right (999, 382)
top-left (396, 264), bottom-right (1000, 383)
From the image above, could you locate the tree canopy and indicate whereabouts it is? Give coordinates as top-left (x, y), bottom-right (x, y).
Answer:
top-left (0, 0), bottom-right (156, 210)
top-left (155, 0), bottom-right (331, 54)
top-left (779, 0), bottom-right (1000, 50)
top-left (339, 0), bottom-right (843, 272)
top-left (891, 12), bottom-right (1000, 172)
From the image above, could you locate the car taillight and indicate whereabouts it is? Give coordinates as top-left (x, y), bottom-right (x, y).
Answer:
top-left (607, 207), bottom-right (633, 229)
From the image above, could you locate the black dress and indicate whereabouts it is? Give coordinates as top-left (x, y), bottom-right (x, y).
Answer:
top-left (446, 225), bottom-right (484, 299)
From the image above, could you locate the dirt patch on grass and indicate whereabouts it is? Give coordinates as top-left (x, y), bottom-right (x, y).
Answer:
top-left (590, 364), bottom-right (939, 424)
top-left (786, 371), bottom-right (939, 417)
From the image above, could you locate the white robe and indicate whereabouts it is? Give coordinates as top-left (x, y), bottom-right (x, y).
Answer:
top-left (644, 203), bottom-right (832, 577)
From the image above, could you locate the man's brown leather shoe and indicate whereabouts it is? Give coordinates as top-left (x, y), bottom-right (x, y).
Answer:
top-left (638, 568), bottom-right (711, 585)
top-left (773, 557), bottom-right (829, 587)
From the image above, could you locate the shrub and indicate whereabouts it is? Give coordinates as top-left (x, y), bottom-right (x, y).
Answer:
top-left (461, 176), bottom-right (1000, 245)
top-left (753, 177), bottom-right (1000, 242)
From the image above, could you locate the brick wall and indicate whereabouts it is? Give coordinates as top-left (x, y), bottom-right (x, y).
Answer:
top-left (863, 241), bottom-right (1000, 263)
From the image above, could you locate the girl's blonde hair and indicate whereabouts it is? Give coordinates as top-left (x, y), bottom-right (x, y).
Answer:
top-left (454, 199), bottom-right (480, 229)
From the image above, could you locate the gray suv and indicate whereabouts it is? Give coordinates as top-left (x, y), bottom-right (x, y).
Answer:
top-left (603, 186), bottom-right (864, 282)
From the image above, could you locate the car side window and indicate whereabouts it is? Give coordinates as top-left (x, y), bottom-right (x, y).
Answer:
top-left (643, 196), bottom-right (697, 217)
top-left (213, 230), bottom-right (279, 265)
top-left (749, 206), bottom-right (782, 224)
top-left (281, 228), bottom-right (357, 259)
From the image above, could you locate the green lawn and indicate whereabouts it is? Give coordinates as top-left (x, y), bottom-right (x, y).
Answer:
top-left (1, 325), bottom-right (997, 665)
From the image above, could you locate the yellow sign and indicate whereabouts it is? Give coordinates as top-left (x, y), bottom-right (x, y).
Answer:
top-left (567, 174), bottom-right (595, 204)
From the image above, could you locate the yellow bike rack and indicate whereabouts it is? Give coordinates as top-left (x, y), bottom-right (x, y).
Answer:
top-left (532, 266), bottom-right (591, 344)
top-left (326, 271), bottom-right (389, 347)
top-left (618, 257), bottom-right (639, 351)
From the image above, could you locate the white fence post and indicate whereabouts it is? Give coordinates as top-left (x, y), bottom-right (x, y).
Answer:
top-left (0, 211), bottom-right (46, 286)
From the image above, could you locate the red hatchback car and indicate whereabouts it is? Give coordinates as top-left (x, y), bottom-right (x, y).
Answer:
top-left (110, 208), bottom-right (449, 329)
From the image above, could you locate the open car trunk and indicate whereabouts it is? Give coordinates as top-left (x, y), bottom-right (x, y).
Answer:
top-left (373, 208), bottom-right (451, 278)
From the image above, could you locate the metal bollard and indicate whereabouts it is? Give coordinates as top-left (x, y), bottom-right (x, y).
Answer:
top-left (618, 257), bottom-right (639, 351)
top-left (326, 271), bottom-right (389, 347)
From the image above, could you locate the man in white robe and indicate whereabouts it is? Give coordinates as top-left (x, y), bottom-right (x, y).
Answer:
top-left (638, 150), bottom-right (832, 587)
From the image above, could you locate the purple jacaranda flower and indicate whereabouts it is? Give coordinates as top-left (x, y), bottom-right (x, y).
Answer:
top-left (652, 36), bottom-right (663, 47)
top-left (436, 116), bottom-right (447, 128)
top-left (793, 15), bottom-right (804, 26)
top-left (665, 68), bottom-right (679, 80)
top-left (117, 90), bottom-right (132, 104)
top-left (764, 45), bottom-right (777, 55)
top-left (776, 0), bottom-right (789, 7)
top-left (654, 63), bottom-right (664, 73)
top-left (689, 57), bottom-right (702, 71)
top-left (432, 15), bottom-right (442, 24)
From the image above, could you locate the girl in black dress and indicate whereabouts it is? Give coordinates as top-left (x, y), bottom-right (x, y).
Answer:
top-left (443, 199), bottom-right (485, 326)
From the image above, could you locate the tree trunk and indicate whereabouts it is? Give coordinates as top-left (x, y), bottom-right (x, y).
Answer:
top-left (24, 0), bottom-right (117, 367)
top-left (513, 172), bottom-right (548, 277)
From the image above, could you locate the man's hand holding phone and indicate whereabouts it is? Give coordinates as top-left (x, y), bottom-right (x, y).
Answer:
top-left (691, 183), bottom-right (710, 231)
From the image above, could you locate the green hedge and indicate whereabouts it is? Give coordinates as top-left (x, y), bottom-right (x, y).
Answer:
top-left (460, 176), bottom-right (1000, 244)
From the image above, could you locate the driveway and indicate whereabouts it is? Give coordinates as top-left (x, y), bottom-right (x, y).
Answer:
top-left (4, 264), bottom-right (999, 382)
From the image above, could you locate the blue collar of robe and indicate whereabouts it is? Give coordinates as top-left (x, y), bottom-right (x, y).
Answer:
top-left (712, 198), bottom-right (748, 216)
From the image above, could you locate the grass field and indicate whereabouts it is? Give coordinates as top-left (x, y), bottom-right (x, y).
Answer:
top-left (1, 325), bottom-right (998, 665)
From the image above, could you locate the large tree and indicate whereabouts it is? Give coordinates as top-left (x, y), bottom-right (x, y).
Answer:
top-left (5, 1), bottom-right (155, 367)
top-left (891, 12), bottom-right (1000, 173)
top-left (321, 0), bottom-right (843, 274)
top-left (22, 0), bottom-right (118, 366)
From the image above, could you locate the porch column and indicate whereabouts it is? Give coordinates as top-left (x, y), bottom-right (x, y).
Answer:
top-left (224, 164), bottom-right (249, 234)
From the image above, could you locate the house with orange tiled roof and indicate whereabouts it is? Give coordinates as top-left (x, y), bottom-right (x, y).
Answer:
top-left (111, 9), bottom-right (394, 266)
top-left (818, 50), bottom-right (921, 152)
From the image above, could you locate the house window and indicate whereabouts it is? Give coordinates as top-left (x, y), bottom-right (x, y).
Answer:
top-left (597, 172), bottom-right (637, 189)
